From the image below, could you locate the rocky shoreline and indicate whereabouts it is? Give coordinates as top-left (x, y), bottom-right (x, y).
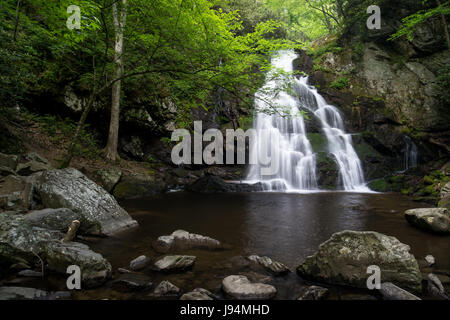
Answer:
top-left (0, 151), bottom-right (449, 300)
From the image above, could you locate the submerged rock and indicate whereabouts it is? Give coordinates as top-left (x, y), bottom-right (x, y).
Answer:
top-left (0, 287), bottom-right (70, 300)
top-left (153, 230), bottom-right (222, 253)
top-left (153, 255), bottom-right (196, 272)
top-left (247, 255), bottom-right (290, 276)
top-left (35, 168), bottom-right (138, 235)
top-left (187, 176), bottom-right (263, 193)
top-left (111, 273), bottom-right (152, 292)
top-left (297, 286), bottom-right (329, 300)
top-left (222, 275), bottom-right (277, 300)
top-left (427, 273), bottom-right (447, 299)
top-left (378, 282), bottom-right (421, 300)
top-left (180, 288), bottom-right (214, 300)
top-left (405, 208), bottom-right (450, 234)
top-left (151, 280), bottom-right (181, 297)
top-left (129, 255), bottom-right (151, 271)
top-left (296, 231), bottom-right (422, 292)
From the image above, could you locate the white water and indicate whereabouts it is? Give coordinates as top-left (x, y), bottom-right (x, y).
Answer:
top-left (403, 136), bottom-right (418, 171)
top-left (246, 50), bottom-right (370, 192)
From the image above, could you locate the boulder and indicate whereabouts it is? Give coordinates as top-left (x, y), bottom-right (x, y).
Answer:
top-left (153, 230), bottom-right (222, 253)
top-left (0, 214), bottom-right (112, 287)
top-left (247, 255), bottom-right (290, 276)
top-left (43, 241), bottom-right (112, 287)
top-left (0, 287), bottom-right (70, 300)
top-left (222, 275), bottom-right (277, 300)
top-left (187, 176), bottom-right (263, 194)
top-left (405, 208), bottom-right (450, 234)
top-left (153, 255), bottom-right (196, 272)
top-left (296, 231), bottom-right (422, 292)
top-left (129, 255), bottom-right (151, 271)
top-left (94, 167), bottom-right (122, 193)
top-left (17, 270), bottom-right (43, 278)
top-left (35, 168), bottom-right (138, 235)
top-left (113, 173), bottom-right (166, 200)
top-left (0, 175), bottom-right (34, 210)
top-left (439, 182), bottom-right (450, 209)
top-left (427, 273), bottom-right (446, 299)
top-left (111, 273), bottom-right (152, 292)
top-left (0, 153), bottom-right (18, 171)
top-left (378, 282), bottom-right (421, 300)
top-left (297, 286), bottom-right (329, 300)
top-left (151, 280), bottom-right (181, 297)
top-left (16, 153), bottom-right (52, 176)
top-left (24, 208), bottom-right (94, 234)
top-left (180, 288), bottom-right (214, 300)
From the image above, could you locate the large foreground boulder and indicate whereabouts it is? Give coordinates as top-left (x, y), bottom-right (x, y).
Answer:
top-left (222, 275), bottom-right (277, 300)
top-left (24, 208), bottom-right (94, 234)
top-left (405, 208), bottom-right (450, 234)
top-left (296, 231), bottom-right (422, 292)
top-left (0, 213), bottom-right (112, 287)
top-left (35, 168), bottom-right (138, 235)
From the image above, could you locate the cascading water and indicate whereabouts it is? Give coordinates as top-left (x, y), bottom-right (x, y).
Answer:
top-left (403, 136), bottom-right (418, 171)
top-left (246, 50), bottom-right (370, 192)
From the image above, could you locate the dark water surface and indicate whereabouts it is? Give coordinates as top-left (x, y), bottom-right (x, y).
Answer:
top-left (76, 191), bottom-right (449, 300)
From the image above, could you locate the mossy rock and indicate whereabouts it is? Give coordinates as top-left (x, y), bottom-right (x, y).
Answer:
top-left (113, 174), bottom-right (167, 200)
top-left (368, 179), bottom-right (391, 192)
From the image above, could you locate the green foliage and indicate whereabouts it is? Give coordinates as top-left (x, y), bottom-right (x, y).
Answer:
top-left (329, 76), bottom-right (349, 90)
top-left (389, 0), bottom-right (450, 42)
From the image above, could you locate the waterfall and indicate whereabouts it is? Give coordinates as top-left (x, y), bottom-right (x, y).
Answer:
top-left (246, 50), bottom-right (370, 192)
top-left (403, 136), bottom-right (418, 171)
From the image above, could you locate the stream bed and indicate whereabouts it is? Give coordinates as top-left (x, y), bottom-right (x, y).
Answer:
top-left (71, 191), bottom-right (449, 300)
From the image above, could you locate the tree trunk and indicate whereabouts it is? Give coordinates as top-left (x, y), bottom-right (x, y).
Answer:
top-left (13, 0), bottom-right (21, 42)
top-left (436, 0), bottom-right (450, 50)
top-left (60, 91), bottom-right (97, 168)
top-left (105, 0), bottom-right (127, 162)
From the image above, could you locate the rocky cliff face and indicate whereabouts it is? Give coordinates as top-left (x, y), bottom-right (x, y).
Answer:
top-left (295, 0), bottom-right (449, 196)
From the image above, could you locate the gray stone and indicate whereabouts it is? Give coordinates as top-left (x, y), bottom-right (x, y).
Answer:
top-left (35, 168), bottom-right (138, 235)
top-left (129, 255), bottom-right (151, 271)
top-left (113, 173), bottom-right (166, 200)
top-left (94, 167), bottom-right (122, 193)
top-left (405, 208), bottom-right (450, 234)
top-left (427, 273), bottom-right (446, 298)
top-left (43, 241), bottom-right (112, 288)
top-left (111, 274), bottom-right (152, 292)
top-left (297, 286), bottom-right (329, 300)
top-left (0, 286), bottom-right (70, 300)
top-left (16, 153), bottom-right (52, 176)
top-left (297, 231), bottom-right (422, 293)
top-left (425, 255), bottom-right (436, 267)
top-left (17, 270), bottom-right (43, 277)
top-left (378, 282), bottom-right (421, 300)
top-left (0, 153), bottom-right (18, 171)
top-left (180, 288), bottom-right (214, 300)
top-left (247, 255), bottom-right (290, 276)
top-left (153, 255), bottom-right (196, 272)
top-left (0, 175), bottom-right (34, 210)
top-left (154, 230), bottom-right (222, 253)
top-left (222, 275), bottom-right (277, 300)
top-left (24, 208), bottom-right (91, 234)
top-left (152, 280), bottom-right (181, 297)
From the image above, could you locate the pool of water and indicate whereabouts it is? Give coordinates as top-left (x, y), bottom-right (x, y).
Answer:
top-left (77, 191), bottom-right (449, 300)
